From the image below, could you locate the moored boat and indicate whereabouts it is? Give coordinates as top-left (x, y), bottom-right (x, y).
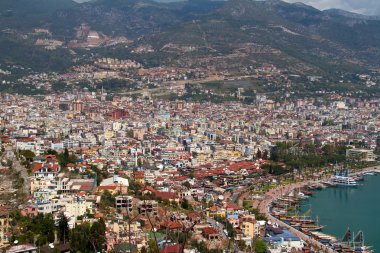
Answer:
top-left (330, 166), bottom-right (358, 186)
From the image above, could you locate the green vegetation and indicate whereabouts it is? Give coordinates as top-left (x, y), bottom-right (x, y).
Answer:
top-left (18, 150), bottom-right (35, 161)
top-left (0, 0), bottom-right (77, 31)
top-left (2, 0), bottom-right (380, 87)
top-left (10, 212), bottom-right (56, 246)
top-left (242, 201), bottom-right (267, 221)
top-left (57, 212), bottom-right (69, 243)
top-left (261, 163), bottom-right (288, 176)
top-left (270, 142), bottom-right (347, 170)
top-left (181, 198), bottom-right (192, 210)
top-left (99, 190), bottom-right (116, 210)
top-left (0, 34), bottom-right (73, 72)
top-left (56, 148), bottom-right (77, 168)
top-left (70, 219), bottom-right (106, 253)
top-left (12, 211), bottom-right (103, 251)
top-left (18, 149), bottom-right (35, 174)
top-left (253, 239), bottom-right (268, 253)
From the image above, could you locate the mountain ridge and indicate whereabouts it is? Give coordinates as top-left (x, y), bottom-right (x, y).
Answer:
top-left (1, 0), bottom-right (380, 75)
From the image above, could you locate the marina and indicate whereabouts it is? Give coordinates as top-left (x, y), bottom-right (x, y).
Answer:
top-left (300, 170), bottom-right (380, 252)
top-left (262, 167), bottom-right (380, 252)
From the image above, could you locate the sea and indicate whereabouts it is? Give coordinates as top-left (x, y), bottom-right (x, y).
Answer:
top-left (299, 174), bottom-right (380, 252)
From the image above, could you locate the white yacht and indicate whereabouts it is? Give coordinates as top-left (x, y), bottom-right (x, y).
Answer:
top-left (330, 167), bottom-right (358, 186)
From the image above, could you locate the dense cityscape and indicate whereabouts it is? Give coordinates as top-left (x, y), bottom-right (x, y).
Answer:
top-left (0, 86), bottom-right (379, 253)
top-left (2, 0), bottom-right (380, 252)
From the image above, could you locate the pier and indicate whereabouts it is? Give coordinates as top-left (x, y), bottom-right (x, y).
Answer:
top-left (258, 181), bottom-right (336, 253)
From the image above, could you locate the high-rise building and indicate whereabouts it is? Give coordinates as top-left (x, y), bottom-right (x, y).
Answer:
top-left (72, 100), bottom-right (84, 113)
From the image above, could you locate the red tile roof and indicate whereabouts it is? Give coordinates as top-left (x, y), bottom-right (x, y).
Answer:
top-left (160, 244), bottom-right (183, 253)
top-left (155, 191), bottom-right (177, 200)
top-left (202, 227), bottom-right (219, 235)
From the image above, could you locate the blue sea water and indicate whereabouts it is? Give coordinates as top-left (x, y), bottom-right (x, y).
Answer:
top-left (300, 175), bottom-right (380, 251)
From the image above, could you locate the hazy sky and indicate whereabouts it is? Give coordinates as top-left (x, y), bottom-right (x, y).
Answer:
top-left (283, 0), bottom-right (380, 15)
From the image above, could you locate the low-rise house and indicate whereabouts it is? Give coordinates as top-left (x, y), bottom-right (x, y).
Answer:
top-left (99, 175), bottom-right (129, 194)
top-left (138, 200), bottom-right (158, 216)
top-left (202, 227), bottom-right (220, 241)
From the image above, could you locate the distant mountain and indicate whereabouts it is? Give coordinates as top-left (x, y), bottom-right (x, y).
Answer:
top-left (141, 0), bottom-right (380, 73)
top-left (0, 0), bottom-right (77, 30)
top-left (1, 0), bottom-right (380, 74)
top-left (41, 0), bottom-right (225, 38)
top-left (323, 9), bottom-right (380, 20)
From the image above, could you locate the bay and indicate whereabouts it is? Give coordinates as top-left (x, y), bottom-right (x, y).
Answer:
top-left (300, 175), bottom-right (380, 251)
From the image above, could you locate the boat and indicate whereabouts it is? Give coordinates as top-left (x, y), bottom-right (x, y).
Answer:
top-left (300, 189), bottom-right (313, 195)
top-left (330, 166), bottom-right (358, 186)
top-left (353, 175), bottom-right (364, 181)
top-left (297, 192), bottom-right (309, 199)
top-left (278, 215), bottom-right (292, 222)
top-left (336, 228), bottom-right (373, 253)
top-left (271, 208), bottom-right (287, 216)
top-left (291, 215), bottom-right (316, 224)
top-left (310, 231), bottom-right (337, 244)
top-left (322, 181), bottom-right (338, 187)
top-left (308, 183), bottom-right (324, 190)
top-left (300, 223), bottom-right (325, 231)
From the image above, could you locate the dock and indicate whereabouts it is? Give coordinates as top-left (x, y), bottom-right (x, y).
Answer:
top-left (258, 181), bottom-right (336, 253)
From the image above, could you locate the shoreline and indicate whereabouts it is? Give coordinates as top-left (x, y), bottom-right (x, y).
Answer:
top-left (257, 180), bottom-right (335, 252)
top-left (256, 167), bottom-right (380, 252)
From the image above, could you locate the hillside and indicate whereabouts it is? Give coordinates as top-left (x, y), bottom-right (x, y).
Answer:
top-left (0, 0), bottom-right (78, 31)
top-left (141, 0), bottom-right (380, 74)
top-left (49, 0), bottom-right (226, 38)
top-left (1, 0), bottom-right (380, 75)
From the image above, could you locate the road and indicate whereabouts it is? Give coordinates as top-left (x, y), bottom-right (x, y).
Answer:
top-left (205, 216), bottom-right (242, 253)
top-left (3, 146), bottom-right (30, 197)
top-left (258, 181), bottom-right (336, 252)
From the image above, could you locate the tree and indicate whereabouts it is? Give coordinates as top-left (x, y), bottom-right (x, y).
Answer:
top-left (90, 218), bottom-right (106, 251)
top-left (45, 149), bottom-right (58, 156)
top-left (256, 149), bottom-right (262, 159)
top-left (137, 157), bottom-right (143, 167)
top-left (64, 148), bottom-right (69, 159)
top-left (57, 212), bottom-right (69, 243)
top-left (57, 148), bottom-right (77, 167)
top-left (148, 239), bottom-right (160, 253)
top-left (19, 150), bottom-right (35, 161)
top-left (99, 190), bottom-right (116, 210)
top-left (30, 214), bottom-right (56, 246)
top-left (181, 198), bottom-right (190, 210)
top-left (70, 220), bottom-right (106, 253)
top-left (9, 212), bottom-right (56, 246)
top-left (182, 181), bottom-right (191, 189)
top-left (263, 150), bottom-right (268, 159)
top-left (70, 222), bottom-right (91, 252)
top-left (253, 239), bottom-right (268, 253)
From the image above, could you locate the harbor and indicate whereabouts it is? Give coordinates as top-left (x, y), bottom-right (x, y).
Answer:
top-left (257, 167), bottom-right (380, 252)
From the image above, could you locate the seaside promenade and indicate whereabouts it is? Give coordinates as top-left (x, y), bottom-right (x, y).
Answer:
top-left (257, 180), bottom-right (336, 253)
top-left (252, 166), bottom-right (380, 252)
top-left (351, 166), bottom-right (380, 175)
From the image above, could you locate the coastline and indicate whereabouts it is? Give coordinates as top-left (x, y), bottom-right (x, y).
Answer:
top-left (257, 180), bottom-right (335, 252)
top-left (256, 167), bottom-right (380, 252)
